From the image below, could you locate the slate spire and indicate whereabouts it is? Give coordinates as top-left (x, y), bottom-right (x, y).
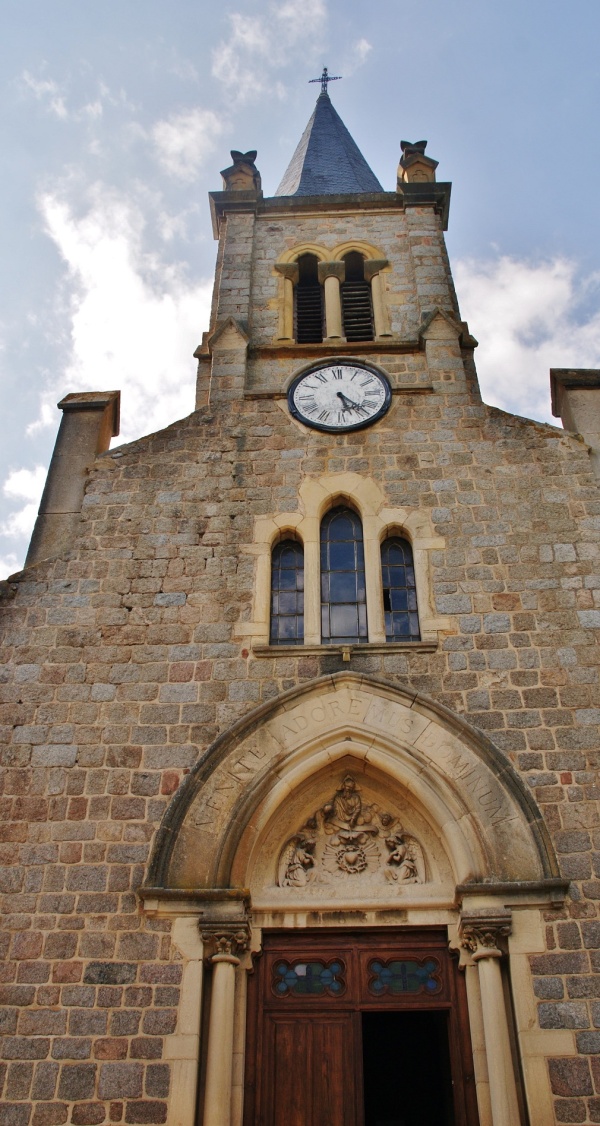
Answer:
top-left (275, 91), bottom-right (383, 197)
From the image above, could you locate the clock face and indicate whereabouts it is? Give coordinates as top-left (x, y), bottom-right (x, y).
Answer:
top-left (288, 362), bottom-right (391, 432)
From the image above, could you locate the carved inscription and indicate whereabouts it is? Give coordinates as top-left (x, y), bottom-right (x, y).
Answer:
top-left (416, 727), bottom-right (511, 827)
top-left (278, 692), bottom-right (427, 744)
top-left (188, 744), bottom-right (270, 830)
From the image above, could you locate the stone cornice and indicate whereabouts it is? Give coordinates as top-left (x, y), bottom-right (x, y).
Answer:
top-left (209, 184), bottom-right (453, 237)
top-left (550, 367), bottom-right (600, 416)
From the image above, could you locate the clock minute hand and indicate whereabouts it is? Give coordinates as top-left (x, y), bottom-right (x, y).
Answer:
top-left (337, 391), bottom-right (360, 410)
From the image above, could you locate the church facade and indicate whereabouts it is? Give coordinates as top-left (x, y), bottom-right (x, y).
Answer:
top-left (2, 84), bottom-right (600, 1126)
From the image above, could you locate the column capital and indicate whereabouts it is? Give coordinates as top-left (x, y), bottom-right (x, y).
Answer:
top-left (318, 260), bottom-right (345, 283)
top-left (274, 261), bottom-right (299, 283)
top-left (459, 910), bottom-right (512, 958)
top-left (363, 258), bottom-right (390, 282)
top-left (200, 923), bottom-right (251, 963)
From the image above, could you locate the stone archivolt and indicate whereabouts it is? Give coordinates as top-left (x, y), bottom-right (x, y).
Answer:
top-left (277, 772), bottom-right (426, 891)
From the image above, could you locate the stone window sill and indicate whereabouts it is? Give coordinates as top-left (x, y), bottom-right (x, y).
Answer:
top-left (252, 641), bottom-right (438, 660)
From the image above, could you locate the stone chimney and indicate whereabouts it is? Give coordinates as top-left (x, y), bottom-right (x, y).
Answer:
top-left (25, 390), bottom-right (120, 568)
top-left (550, 369), bottom-right (600, 482)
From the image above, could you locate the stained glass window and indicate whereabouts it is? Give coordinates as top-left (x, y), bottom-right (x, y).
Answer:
top-left (368, 958), bottom-right (441, 996)
top-left (273, 960), bottom-right (345, 997)
top-left (270, 539), bottom-right (304, 645)
top-left (381, 536), bottom-right (420, 641)
top-left (321, 507), bottom-right (368, 644)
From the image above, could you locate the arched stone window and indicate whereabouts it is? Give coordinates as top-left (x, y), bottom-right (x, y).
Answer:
top-left (381, 536), bottom-right (420, 641)
top-left (270, 539), bottom-right (304, 645)
top-left (321, 506), bottom-right (368, 644)
top-left (294, 253), bottom-right (324, 343)
top-left (341, 251), bottom-right (374, 342)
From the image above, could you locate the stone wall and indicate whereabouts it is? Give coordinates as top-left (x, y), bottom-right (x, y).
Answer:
top-left (1, 190), bottom-right (600, 1124)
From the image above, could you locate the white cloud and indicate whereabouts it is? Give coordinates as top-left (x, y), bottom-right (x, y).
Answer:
top-left (21, 70), bottom-right (68, 119)
top-left (0, 466), bottom-right (46, 569)
top-left (349, 38), bottom-right (373, 69)
top-left (0, 553), bottom-right (20, 579)
top-left (20, 71), bottom-right (135, 127)
top-left (29, 184), bottom-right (212, 445)
top-left (152, 107), bottom-right (225, 181)
top-left (455, 255), bottom-right (600, 423)
top-left (212, 0), bottom-right (327, 101)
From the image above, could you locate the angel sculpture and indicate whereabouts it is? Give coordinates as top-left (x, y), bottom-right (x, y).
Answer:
top-left (277, 834), bottom-right (316, 888)
top-left (384, 829), bottom-right (425, 884)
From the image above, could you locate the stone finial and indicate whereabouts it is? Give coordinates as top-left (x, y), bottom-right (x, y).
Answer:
top-left (220, 150), bottom-right (261, 192)
top-left (398, 139), bottom-right (438, 186)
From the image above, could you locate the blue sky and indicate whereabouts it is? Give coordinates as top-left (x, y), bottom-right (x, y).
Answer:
top-left (2, 0), bottom-right (600, 577)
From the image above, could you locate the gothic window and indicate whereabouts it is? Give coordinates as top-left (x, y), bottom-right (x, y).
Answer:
top-left (381, 537), bottom-right (420, 641)
top-left (270, 539), bottom-right (304, 645)
top-left (341, 252), bottom-right (374, 342)
top-left (294, 253), bottom-right (324, 343)
top-left (321, 507), bottom-right (368, 644)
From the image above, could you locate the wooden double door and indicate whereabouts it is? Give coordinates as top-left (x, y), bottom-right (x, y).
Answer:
top-left (244, 929), bottom-right (479, 1126)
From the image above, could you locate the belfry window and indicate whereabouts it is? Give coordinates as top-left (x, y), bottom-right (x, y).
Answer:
top-left (294, 254), bottom-right (324, 343)
top-left (270, 540), bottom-right (304, 645)
top-left (381, 537), bottom-right (420, 641)
top-left (321, 507), bottom-right (368, 644)
top-left (341, 252), bottom-right (374, 342)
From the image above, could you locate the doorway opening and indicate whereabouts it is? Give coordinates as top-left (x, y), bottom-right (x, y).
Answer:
top-left (362, 1010), bottom-right (454, 1126)
top-left (244, 929), bottom-right (478, 1126)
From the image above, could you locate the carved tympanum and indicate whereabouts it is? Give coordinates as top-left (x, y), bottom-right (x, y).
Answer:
top-left (277, 774), bottom-right (426, 890)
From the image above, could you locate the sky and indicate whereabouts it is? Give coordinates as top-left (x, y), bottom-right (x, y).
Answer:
top-left (2, 0), bottom-right (600, 578)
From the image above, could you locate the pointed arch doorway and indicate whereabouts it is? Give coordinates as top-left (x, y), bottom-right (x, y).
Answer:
top-left (142, 673), bottom-right (565, 1126)
top-left (244, 927), bottom-right (478, 1126)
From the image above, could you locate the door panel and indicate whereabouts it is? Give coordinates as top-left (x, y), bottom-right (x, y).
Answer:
top-left (244, 929), bottom-right (479, 1126)
top-left (262, 1012), bottom-right (359, 1126)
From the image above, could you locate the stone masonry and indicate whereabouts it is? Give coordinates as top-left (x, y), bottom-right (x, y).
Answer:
top-left (1, 140), bottom-right (600, 1126)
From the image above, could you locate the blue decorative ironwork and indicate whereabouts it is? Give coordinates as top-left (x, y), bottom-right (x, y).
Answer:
top-left (368, 958), bottom-right (441, 996)
top-left (273, 960), bottom-right (345, 997)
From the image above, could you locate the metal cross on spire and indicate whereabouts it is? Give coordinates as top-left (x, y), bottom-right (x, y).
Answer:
top-left (309, 67), bottom-right (342, 95)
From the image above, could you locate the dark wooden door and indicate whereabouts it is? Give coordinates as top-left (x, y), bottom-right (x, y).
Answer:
top-left (263, 1012), bottom-right (360, 1126)
top-left (244, 929), bottom-right (479, 1126)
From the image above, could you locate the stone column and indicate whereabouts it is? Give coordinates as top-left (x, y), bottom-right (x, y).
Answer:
top-left (202, 928), bottom-right (249, 1126)
top-left (318, 261), bottom-right (345, 341)
top-left (274, 262), bottom-right (299, 342)
top-left (364, 259), bottom-right (392, 338)
top-left (460, 912), bottom-right (521, 1126)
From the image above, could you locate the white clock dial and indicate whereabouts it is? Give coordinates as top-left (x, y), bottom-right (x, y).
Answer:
top-left (288, 363), bottom-right (391, 432)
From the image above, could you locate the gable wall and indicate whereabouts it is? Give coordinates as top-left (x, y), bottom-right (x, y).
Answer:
top-left (1, 194), bottom-right (600, 1123)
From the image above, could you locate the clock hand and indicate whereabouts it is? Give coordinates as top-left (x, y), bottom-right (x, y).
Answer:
top-left (337, 391), bottom-right (360, 410)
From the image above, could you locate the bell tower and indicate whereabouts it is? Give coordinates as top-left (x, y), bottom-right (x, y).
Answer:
top-left (194, 74), bottom-right (475, 419)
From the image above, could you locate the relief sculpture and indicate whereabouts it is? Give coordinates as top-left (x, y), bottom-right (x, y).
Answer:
top-left (277, 774), bottom-right (426, 891)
